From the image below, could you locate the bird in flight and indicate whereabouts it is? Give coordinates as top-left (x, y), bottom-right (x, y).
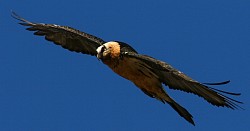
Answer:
top-left (12, 12), bottom-right (242, 125)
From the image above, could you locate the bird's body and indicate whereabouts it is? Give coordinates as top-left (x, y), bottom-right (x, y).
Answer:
top-left (99, 42), bottom-right (169, 102)
top-left (12, 12), bottom-right (242, 125)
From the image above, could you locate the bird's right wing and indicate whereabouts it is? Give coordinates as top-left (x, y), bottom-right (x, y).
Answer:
top-left (12, 12), bottom-right (106, 56)
top-left (123, 52), bottom-right (243, 109)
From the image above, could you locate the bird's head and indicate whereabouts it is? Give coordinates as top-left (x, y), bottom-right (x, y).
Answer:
top-left (96, 41), bottom-right (121, 61)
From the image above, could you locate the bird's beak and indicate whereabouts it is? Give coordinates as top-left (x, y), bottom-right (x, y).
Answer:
top-left (97, 53), bottom-right (102, 61)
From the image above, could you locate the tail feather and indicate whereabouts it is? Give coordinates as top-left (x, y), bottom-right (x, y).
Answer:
top-left (154, 85), bottom-right (195, 125)
top-left (167, 101), bottom-right (195, 126)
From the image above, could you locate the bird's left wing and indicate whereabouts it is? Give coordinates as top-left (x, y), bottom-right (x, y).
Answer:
top-left (123, 52), bottom-right (243, 109)
top-left (12, 12), bottom-right (105, 56)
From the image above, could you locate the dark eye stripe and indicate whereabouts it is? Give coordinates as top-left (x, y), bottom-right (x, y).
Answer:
top-left (101, 46), bottom-right (106, 53)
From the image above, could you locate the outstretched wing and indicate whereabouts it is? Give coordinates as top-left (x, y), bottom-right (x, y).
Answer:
top-left (123, 52), bottom-right (243, 109)
top-left (12, 12), bottom-right (105, 56)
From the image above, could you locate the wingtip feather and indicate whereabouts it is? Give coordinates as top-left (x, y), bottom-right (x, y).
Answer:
top-left (11, 11), bottom-right (23, 21)
top-left (203, 80), bottom-right (230, 85)
top-left (11, 11), bottom-right (33, 26)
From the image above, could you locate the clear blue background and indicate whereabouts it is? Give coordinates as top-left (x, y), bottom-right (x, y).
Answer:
top-left (1, 0), bottom-right (249, 130)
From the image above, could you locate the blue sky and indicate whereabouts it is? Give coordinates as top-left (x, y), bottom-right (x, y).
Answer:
top-left (1, 0), bottom-right (249, 130)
